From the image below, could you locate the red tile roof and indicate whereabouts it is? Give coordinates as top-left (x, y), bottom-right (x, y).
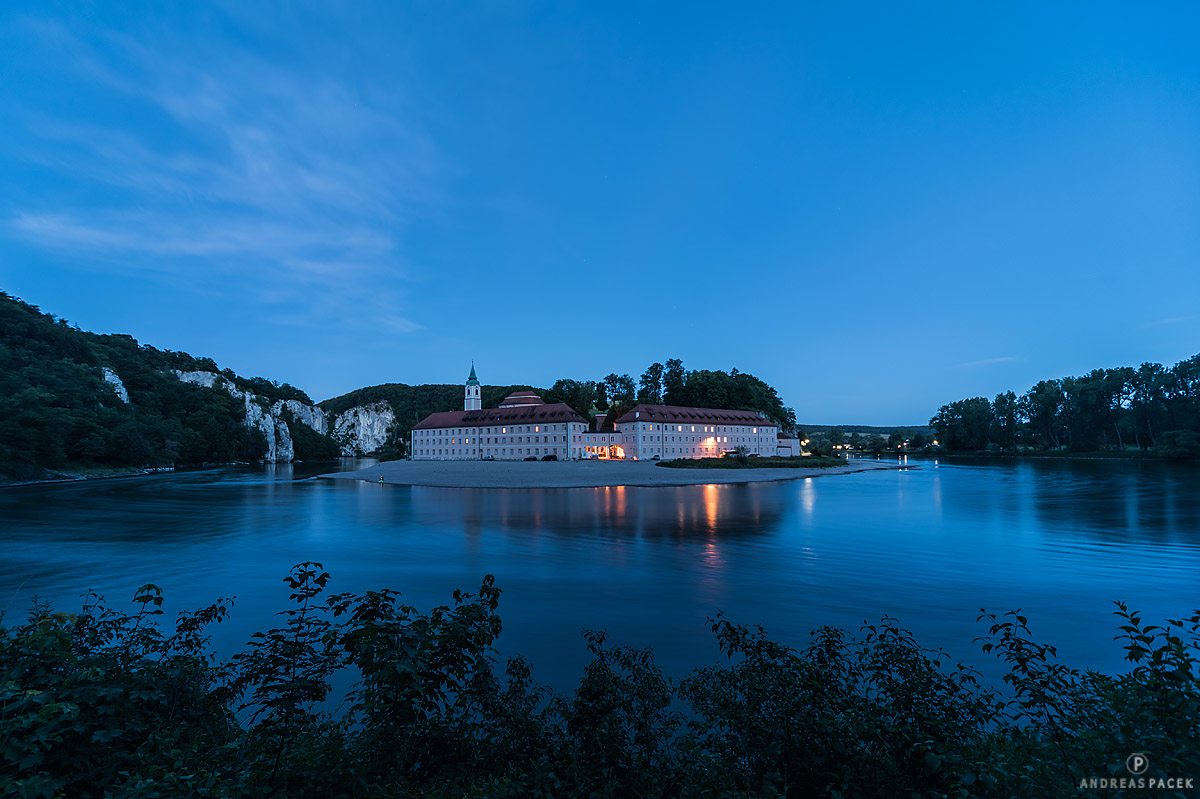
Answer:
top-left (413, 402), bottom-right (585, 430)
top-left (612, 404), bottom-right (777, 427)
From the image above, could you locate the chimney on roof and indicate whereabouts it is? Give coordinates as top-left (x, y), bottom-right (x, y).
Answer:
top-left (594, 410), bottom-right (607, 432)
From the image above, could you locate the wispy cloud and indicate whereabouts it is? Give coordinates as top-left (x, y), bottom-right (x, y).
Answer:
top-left (5, 12), bottom-right (443, 332)
top-left (1143, 316), bottom-right (1192, 327)
top-left (953, 356), bottom-right (1017, 369)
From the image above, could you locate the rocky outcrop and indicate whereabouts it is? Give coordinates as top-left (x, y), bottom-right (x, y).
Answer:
top-left (101, 367), bottom-right (129, 403)
top-left (331, 402), bottom-right (395, 456)
top-left (273, 399), bottom-right (328, 436)
top-left (174, 370), bottom-right (308, 463)
top-left (170, 369), bottom-right (396, 460)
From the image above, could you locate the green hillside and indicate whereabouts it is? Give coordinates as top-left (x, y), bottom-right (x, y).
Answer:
top-left (2, 290), bottom-right (803, 479)
top-left (0, 291), bottom-right (338, 482)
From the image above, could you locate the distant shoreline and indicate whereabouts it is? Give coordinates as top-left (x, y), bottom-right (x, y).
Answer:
top-left (320, 458), bottom-right (910, 489)
top-left (0, 460), bottom-right (343, 489)
top-left (910, 451), bottom-right (1199, 463)
top-left (0, 466), bottom-right (170, 489)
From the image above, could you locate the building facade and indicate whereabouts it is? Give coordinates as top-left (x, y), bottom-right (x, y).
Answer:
top-left (411, 367), bottom-right (782, 460)
top-left (412, 385), bottom-right (590, 460)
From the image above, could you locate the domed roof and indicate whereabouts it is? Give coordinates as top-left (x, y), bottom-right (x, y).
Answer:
top-left (498, 391), bottom-right (545, 408)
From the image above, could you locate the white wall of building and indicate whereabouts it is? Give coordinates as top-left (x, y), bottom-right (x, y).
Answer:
top-left (413, 421), bottom-right (589, 460)
top-left (415, 421), bottom-right (783, 460)
top-left (615, 420), bottom-right (777, 459)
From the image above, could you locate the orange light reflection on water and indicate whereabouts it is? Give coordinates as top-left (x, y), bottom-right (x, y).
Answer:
top-left (703, 483), bottom-right (719, 533)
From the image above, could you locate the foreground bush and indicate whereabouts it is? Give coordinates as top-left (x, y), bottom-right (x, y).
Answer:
top-left (2, 566), bottom-right (1197, 798)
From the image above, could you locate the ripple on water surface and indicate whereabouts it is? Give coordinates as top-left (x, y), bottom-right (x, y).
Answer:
top-left (1, 456), bottom-right (1197, 689)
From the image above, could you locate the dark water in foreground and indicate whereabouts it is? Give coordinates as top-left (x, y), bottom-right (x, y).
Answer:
top-left (2, 457), bottom-right (1197, 689)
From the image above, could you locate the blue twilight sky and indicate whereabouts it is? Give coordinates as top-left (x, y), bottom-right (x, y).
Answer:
top-left (1, 2), bottom-right (1198, 424)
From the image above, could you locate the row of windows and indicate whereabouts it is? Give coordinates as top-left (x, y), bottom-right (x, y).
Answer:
top-left (418, 435), bottom-right (570, 446)
top-left (417, 423), bottom-right (771, 439)
top-left (416, 423), bottom-right (584, 437)
top-left (416, 440), bottom-right (774, 459)
top-left (630, 434), bottom-right (770, 444)
top-left (632, 423), bottom-right (769, 434)
top-left (415, 447), bottom-right (567, 457)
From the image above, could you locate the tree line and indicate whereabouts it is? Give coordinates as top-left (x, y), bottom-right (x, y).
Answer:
top-left (541, 358), bottom-right (796, 432)
top-left (929, 354), bottom-right (1200, 457)
top-left (806, 427), bottom-right (931, 455)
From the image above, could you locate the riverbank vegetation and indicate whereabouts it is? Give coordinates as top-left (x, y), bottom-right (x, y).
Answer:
top-left (3, 564), bottom-right (1197, 798)
top-left (930, 354), bottom-right (1200, 459)
top-left (657, 455), bottom-right (846, 469)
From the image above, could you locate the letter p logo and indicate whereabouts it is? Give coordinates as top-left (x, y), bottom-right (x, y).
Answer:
top-left (1125, 752), bottom-right (1150, 775)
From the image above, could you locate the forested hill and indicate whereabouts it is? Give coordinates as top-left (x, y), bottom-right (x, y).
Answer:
top-left (1, 289), bottom-right (799, 481)
top-left (321, 360), bottom-right (797, 434)
top-left (929, 355), bottom-right (1200, 458)
top-left (320, 383), bottom-right (537, 433)
top-left (0, 291), bottom-right (339, 482)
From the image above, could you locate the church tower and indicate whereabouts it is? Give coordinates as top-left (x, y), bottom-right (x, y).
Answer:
top-left (464, 362), bottom-right (481, 411)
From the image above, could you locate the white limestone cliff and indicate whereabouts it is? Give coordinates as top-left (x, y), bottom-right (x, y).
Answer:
top-left (170, 369), bottom-right (396, 460)
top-left (331, 402), bottom-right (395, 455)
top-left (174, 370), bottom-right (304, 462)
top-left (272, 399), bottom-right (329, 435)
top-left (101, 367), bottom-right (129, 403)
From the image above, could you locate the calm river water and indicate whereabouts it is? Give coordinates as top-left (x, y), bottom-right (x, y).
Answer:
top-left (2, 457), bottom-right (1197, 689)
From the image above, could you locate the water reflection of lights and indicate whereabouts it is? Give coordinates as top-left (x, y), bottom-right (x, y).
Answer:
top-left (800, 478), bottom-right (816, 518)
top-left (704, 484), bottom-right (719, 532)
top-left (411, 480), bottom-right (782, 542)
top-left (701, 540), bottom-right (725, 572)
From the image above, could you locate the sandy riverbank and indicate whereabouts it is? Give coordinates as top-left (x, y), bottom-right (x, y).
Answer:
top-left (319, 458), bottom-right (910, 489)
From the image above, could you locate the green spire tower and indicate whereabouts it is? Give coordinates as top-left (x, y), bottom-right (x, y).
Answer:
top-left (464, 362), bottom-right (481, 410)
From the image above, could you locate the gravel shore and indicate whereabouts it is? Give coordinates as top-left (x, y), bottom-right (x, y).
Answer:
top-left (319, 458), bottom-right (909, 489)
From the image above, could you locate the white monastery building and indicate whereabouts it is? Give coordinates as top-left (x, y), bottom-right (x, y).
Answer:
top-left (411, 366), bottom-right (782, 460)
